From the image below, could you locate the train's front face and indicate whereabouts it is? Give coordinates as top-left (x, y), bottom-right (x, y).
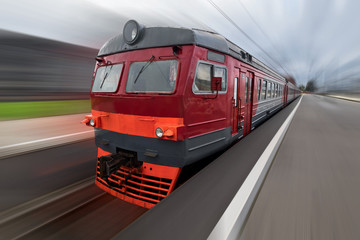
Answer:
top-left (83, 21), bottom-right (193, 208)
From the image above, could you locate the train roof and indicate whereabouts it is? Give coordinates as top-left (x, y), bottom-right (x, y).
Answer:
top-left (98, 22), bottom-right (286, 81)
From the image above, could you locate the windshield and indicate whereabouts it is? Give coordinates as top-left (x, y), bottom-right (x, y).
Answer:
top-left (126, 60), bottom-right (178, 93)
top-left (92, 64), bottom-right (123, 93)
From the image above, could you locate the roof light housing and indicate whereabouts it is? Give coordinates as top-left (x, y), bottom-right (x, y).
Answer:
top-left (123, 20), bottom-right (144, 45)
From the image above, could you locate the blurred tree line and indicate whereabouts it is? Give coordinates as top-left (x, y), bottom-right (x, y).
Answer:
top-left (305, 80), bottom-right (317, 92)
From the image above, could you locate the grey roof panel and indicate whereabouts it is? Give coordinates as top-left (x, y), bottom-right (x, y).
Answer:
top-left (98, 27), bottom-right (229, 56)
top-left (98, 26), bottom-right (286, 81)
top-left (98, 28), bottom-right (194, 56)
top-left (192, 29), bottom-right (229, 54)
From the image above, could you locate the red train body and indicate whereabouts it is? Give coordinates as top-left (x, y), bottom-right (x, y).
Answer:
top-left (83, 20), bottom-right (300, 208)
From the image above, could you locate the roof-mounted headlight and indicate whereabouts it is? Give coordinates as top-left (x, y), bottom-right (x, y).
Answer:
top-left (123, 20), bottom-right (144, 45)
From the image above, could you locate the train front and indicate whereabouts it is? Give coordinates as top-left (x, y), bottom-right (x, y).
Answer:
top-left (83, 21), bottom-right (190, 208)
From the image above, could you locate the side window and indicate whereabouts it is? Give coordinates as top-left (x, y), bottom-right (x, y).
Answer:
top-left (278, 85), bottom-right (281, 97)
top-left (193, 62), bottom-right (227, 93)
top-left (262, 80), bottom-right (267, 100)
top-left (258, 79), bottom-right (261, 101)
top-left (267, 82), bottom-right (272, 99)
top-left (279, 85), bottom-right (281, 96)
top-left (193, 63), bottom-right (211, 92)
top-left (213, 67), bottom-right (227, 91)
top-left (279, 86), bottom-right (281, 96)
top-left (272, 83), bottom-right (276, 98)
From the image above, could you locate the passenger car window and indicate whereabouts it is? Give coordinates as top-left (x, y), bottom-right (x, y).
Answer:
top-left (262, 80), bottom-right (267, 100)
top-left (272, 83), bottom-right (276, 98)
top-left (267, 82), bottom-right (272, 98)
top-left (193, 62), bottom-right (227, 93)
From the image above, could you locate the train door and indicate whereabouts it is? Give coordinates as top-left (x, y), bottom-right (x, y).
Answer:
top-left (283, 85), bottom-right (288, 106)
top-left (244, 71), bottom-right (254, 135)
top-left (232, 68), bottom-right (241, 135)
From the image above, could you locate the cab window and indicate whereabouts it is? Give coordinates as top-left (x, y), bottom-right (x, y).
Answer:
top-left (92, 64), bottom-right (123, 93)
top-left (126, 60), bottom-right (178, 93)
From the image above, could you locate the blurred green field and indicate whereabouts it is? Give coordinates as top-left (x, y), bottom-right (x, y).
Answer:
top-left (0, 100), bottom-right (91, 121)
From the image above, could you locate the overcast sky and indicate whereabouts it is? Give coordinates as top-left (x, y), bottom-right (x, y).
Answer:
top-left (1, 0), bottom-right (359, 89)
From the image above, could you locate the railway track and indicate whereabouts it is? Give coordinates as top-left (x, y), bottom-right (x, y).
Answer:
top-left (0, 180), bottom-right (147, 240)
top-left (0, 135), bottom-right (214, 239)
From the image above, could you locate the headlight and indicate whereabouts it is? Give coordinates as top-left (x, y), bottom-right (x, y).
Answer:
top-left (123, 20), bottom-right (144, 45)
top-left (155, 128), bottom-right (163, 138)
top-left (90, 118), bottom-right (95, 127)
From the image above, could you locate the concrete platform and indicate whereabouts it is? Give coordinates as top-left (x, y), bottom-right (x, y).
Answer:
top-left (326, 94), bottom-right (360, 103)
top-left (240, 94), bottom-right (360, 239)
top-left (0, 113), bottom-right (93, 158)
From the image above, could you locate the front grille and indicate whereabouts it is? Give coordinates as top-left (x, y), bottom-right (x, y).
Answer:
top-left (96, 161), bottom-right (174, 205)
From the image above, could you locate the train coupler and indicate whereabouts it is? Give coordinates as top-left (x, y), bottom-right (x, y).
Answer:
top-left (99, 154), bottom-right (123, 178)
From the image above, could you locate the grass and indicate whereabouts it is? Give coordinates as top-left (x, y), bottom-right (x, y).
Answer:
top-left (0, 100), bottom-right (91, 121)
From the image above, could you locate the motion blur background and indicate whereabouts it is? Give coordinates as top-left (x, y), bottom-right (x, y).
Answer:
top-left (1, 0), bottom-right (359, 117)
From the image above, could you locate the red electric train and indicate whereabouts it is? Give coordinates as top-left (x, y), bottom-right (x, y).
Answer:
top-left (82, 20), bottom-right (300, 208)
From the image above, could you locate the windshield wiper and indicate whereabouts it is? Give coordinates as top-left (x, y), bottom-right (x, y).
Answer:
top-left (100, 65), bottom-right (113, 89)
top-left (133, 55), bottom-right (155, 84)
